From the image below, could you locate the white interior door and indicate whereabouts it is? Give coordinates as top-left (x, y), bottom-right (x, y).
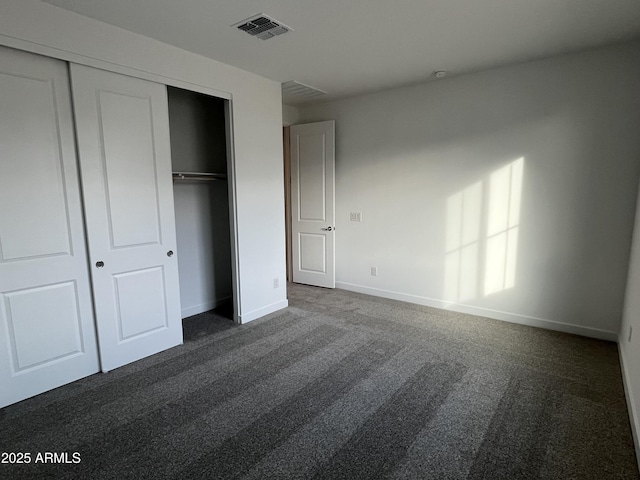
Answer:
top-left (0, 47), bottom-right (100, 407)
top-left (70, 64), bottom-right (182, 372)
top-left (290, 121), bottom-right (336, 288)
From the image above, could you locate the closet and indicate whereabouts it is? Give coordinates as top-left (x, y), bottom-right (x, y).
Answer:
top-left (167, 87), bottom-right (233, 320)
top-left (0, 46), bottom-right (233, 408)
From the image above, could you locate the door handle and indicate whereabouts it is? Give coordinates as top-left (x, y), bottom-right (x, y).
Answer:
top-left (321, 226), bottom-right (334, 231)
top-left (95, 261), bottom-right (104, 268)
top-left (167, 250), bottom-right (174, 257)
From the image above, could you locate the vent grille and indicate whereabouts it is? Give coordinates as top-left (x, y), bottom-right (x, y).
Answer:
top-left (233, 14), bottom-right (292, 40)
top-left (282, 81), bottom-right (326, 98)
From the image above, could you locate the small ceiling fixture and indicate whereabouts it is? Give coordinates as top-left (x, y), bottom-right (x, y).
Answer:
top-left (232, 13), bottom-right (292, 40)
top-left (434, 70), bottom-right (448, 78)
top-left (282, 81), bottom-right (326, 98)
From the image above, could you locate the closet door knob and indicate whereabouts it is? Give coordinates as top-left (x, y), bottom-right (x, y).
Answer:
top-left (95, 261), bottom-right (104, 268)
top-left (167, 250), bottom-right (174, 257)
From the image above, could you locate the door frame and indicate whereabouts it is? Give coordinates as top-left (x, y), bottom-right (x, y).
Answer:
top-left (283, 126), bottom-right (293, 282)
top-left (225, 99), bottom-right (241, 322)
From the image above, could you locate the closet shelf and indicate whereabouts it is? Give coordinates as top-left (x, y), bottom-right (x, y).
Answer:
top-left (172, 172), bottom-right (227, 182)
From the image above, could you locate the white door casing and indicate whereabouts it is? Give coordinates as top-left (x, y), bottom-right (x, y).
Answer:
top-left (0, 47), bottom-right (100, 407)
top-left (70, 64), bottom-right (183, 372)
top-left (290, 121), bottom-right (336, 288)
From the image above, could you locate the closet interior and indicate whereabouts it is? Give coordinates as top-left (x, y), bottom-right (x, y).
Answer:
top-left (167, 87), bottom-right (234, 321)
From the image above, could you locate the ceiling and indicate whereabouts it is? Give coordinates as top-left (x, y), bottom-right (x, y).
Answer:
top-left (41, 0), bottom-right (640, 105)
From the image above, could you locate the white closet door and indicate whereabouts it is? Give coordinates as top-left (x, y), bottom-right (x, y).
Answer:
top-left (0, 47), bottom-right (100, 407)
top-left (70, 64), bottom-right (182, 372)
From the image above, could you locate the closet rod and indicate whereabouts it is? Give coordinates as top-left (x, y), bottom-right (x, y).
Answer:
top-left (172, 172), bottom-right (227, 182)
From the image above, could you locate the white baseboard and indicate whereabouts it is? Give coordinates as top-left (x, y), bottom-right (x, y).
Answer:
top-left (239, 299), bottom-right (289, 324)
top-left (181, 296), bottom-right (232, 319)
top-left (335, 282), bottom-right (618, 341)
top-left (619, 343), bottom-right (640, 473)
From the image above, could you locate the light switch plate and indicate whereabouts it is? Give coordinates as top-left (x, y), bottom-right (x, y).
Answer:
top-left (350, 212), bottom-right (362, 222)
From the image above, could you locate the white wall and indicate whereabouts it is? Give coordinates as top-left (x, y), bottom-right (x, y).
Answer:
top-left (620, 182), bottom-right (640, 467)
top-left (283, 104), bottom-right (300, 126)
top-left (0, 0), bottom-right (288, 323)
top-left (299, 42), bottom-right (640, 339)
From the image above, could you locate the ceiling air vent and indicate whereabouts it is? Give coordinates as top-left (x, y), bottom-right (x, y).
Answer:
top-left (282, 81), bottom-right (326, 99)
top-left (232, 14), bottom-right (292, 40)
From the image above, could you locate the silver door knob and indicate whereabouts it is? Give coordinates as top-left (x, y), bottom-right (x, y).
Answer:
top-left (321, 226), bottom-right (333, 231)
top-left (95, 261), bottom-right (104, 268)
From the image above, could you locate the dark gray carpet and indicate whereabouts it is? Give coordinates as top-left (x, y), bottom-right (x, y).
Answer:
top-left (1, 283), bottom-right (637, 479)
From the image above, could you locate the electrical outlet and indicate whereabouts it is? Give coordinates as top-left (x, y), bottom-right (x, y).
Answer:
top-left (370, 266), bottom-right (377, 276)
top-left (350, 212), bottom-right (362, 222)
top-left (273, 278), bottom-right (279, 288)
top-left (629, 326), bottom-right (633, 343)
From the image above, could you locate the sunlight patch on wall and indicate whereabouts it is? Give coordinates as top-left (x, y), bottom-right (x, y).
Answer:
top-left (484, 157), bottom-right (524, 296)
top-left (444, 181), bottom-right (482, 302)
top-left (443, 157), bottom-right (524, 303)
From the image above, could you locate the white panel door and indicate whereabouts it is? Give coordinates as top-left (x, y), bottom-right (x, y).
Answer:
top-left (0, 47), bottom-right (100, 407)
top-left (290, 121), bottom-right (335, 288)
top-left (70, 64), bottom-right (182, 372)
